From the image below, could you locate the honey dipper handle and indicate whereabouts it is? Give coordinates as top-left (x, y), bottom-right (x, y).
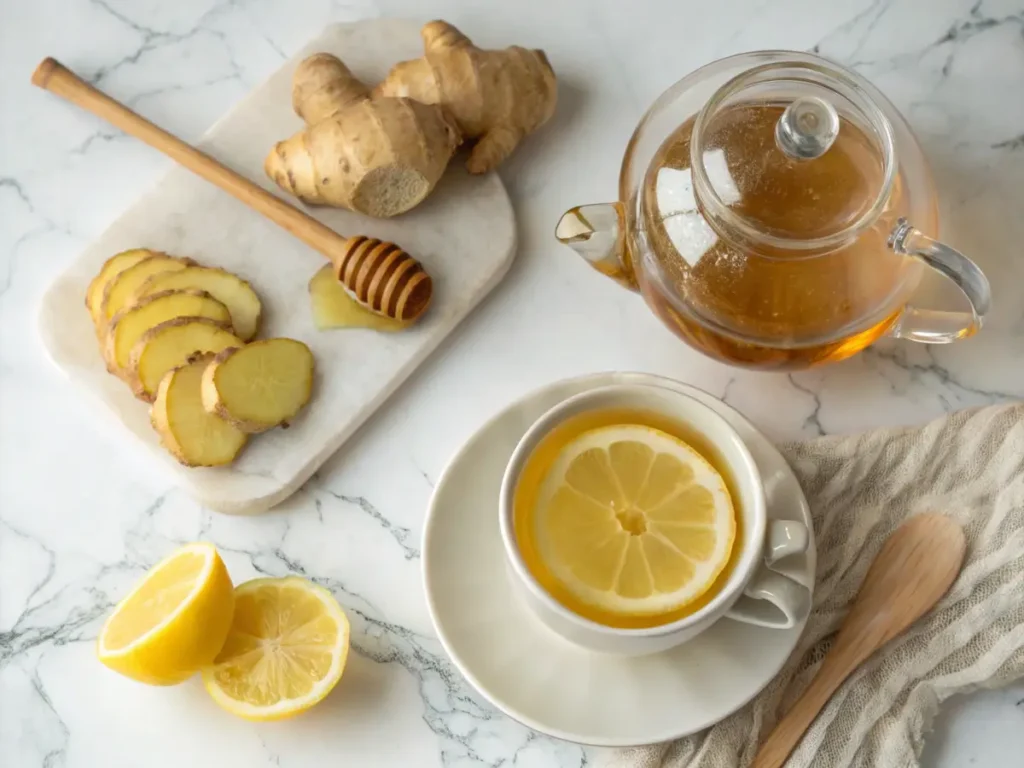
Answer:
top-left (31, 57), bottom-right (349, 262)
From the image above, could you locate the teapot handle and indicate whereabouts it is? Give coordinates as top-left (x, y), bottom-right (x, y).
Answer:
top-left (887, 219), bottom-right (992, 342)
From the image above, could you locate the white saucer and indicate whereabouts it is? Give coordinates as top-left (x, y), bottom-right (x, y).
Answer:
top-left (422, 373), bottom-right (816, 747)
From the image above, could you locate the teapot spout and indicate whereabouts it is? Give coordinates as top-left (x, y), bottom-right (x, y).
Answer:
top-left (555, 203), bottom-right (637, 290)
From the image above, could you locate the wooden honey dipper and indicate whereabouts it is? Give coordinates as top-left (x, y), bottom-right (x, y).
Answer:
top-left (30, 57), bottom-right (432, 324)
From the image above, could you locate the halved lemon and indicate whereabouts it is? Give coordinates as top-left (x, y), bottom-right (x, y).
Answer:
top-left (202, 577), bottom-right (350, 721)
top-left (97, 542), bottom-right (235, 685)
top-left (533, 424), bottom-right (736, 618)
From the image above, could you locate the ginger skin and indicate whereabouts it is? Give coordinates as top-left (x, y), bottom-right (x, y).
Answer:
top-left (265, 54), bottom-right (461, 218)
top-left (375, 21), bottom-right (557, 174)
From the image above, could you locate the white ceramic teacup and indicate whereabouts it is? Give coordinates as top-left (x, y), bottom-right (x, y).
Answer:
top-left (498, 383), bottom-right (811, 655)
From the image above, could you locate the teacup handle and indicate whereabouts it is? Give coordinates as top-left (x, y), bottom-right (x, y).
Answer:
top-left (887, 218), bottom-right (992, 343)
top-left (726, 520), bottom-right (811, 629)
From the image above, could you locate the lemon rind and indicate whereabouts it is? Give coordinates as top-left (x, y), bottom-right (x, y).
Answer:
top-left (96, 541), bottom-right (217, 658)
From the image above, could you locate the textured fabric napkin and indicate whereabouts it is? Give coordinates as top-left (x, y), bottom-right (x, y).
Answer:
top-left (605, 403), bottom-right (1024, 768)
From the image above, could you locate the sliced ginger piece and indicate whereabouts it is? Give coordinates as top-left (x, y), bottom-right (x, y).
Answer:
top-left (134, 266), bottom-right (262, 341)
top-left (87, 249), bottom-right (154, 326)
top-left (151, 354), bottom-right (248, 467)
top-left (129, 318), bottom-right (242, 402)
top-left (100, 254), bottom-right (194, 327)
top-left (308, 264), bottom-right (408, 332)
top-left (104, 290), bottom-right (232, 378)
top-left (201, 339), bottom-right (314, 433)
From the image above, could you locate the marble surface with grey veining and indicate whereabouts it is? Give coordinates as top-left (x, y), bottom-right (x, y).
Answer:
top-left (1, 0), bottom-right (1022, 766)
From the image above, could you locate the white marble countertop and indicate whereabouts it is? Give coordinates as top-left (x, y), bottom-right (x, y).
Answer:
top-left (2, 0), bottom-right (1022, 766)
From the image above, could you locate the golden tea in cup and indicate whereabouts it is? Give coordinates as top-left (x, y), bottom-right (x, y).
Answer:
top-left (499, 384), bottom-right (810, 656)
top-left (512, 405), bottom-right (745, 629)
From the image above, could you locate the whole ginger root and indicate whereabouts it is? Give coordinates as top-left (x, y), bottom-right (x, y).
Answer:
top-left (265, 53), bottom-right (461, 218)
top-left (376, 21), bottom-right (557, 174)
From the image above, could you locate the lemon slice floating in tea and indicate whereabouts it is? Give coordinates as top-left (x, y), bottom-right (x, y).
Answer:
top-left (532, 425), bottom-right (736, 618)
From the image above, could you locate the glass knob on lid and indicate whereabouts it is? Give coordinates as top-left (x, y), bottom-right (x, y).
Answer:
top-left (774, 96), bottom-right (840, 159)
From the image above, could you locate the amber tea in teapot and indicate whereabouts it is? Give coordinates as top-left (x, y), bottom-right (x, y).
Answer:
top-left (643, 102), bottom-right (913, 367)
top-left (558, 52), bottom-right (990, 371)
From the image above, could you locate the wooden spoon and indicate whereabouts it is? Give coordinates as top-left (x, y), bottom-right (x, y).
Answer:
top-left (751, 514), bottom-right (966, 768)
top-left (29, 58), bottom-right (431, 323)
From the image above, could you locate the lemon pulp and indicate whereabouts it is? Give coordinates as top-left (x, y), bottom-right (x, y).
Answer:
top-left (530, 424), bottom-right (736, 619)
top-left (202, 577), bottom-right (350, 721)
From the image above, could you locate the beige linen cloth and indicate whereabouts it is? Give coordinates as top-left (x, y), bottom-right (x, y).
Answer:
top-left (606, 403), bottom-right (1024, 768)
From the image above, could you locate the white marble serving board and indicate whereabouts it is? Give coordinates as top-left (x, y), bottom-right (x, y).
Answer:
top-left (37, 19), bottom-right (516, 515)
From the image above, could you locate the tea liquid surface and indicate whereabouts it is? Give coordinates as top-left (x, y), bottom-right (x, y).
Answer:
top-left (512, 408), bottom-right (744, 629)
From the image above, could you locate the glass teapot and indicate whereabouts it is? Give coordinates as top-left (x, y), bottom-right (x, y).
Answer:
top-left (556, 52), bottom-right (991, 370)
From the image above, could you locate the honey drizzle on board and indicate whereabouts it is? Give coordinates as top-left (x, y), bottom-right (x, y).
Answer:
top-left (512, 408), bottom-right (745, 629)
top-left (309, 264), bottom-right (409, 331)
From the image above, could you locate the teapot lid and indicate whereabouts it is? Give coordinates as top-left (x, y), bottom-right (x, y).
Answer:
top-left (689, 59), bottom-right (898, 250)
